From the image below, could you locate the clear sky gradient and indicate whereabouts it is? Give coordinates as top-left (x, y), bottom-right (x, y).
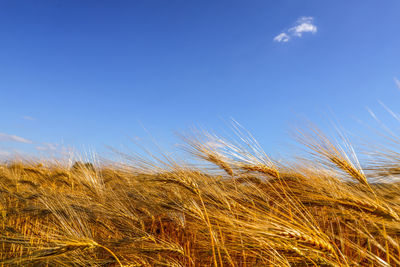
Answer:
top-left (1, 1), bottom-right (400, 159)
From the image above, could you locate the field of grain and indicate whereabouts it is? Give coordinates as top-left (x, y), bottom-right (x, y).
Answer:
top-left (1, 127), bottom-right (400, 266)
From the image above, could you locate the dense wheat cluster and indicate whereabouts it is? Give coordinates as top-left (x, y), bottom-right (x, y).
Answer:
top-left (1, 127), bottom-right (400, 266)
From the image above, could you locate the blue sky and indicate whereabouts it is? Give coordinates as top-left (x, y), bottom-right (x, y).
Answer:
top-left (1, 1), bottom-right (400, 159)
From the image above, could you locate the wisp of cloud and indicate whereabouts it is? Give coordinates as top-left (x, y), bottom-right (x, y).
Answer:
top-left (0, 133), bottom-right (32, 144)
top-left (274, 16), bottom-right (317, 43)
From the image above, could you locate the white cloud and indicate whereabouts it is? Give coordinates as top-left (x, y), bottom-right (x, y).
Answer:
top-left (273, 32), bottom-right (290, 42)
top-left (0, 150), bottom-right (10, 157)
top-left (289, 17), bottom-right (317, 37)
top-left (22, 115), bottom-right (36, 121)
top-left (274, 16), bottom-right (317, 43)
top-left (0, 133), bottom-right (32, 144)
top-left (36, 143), bottom-right (58, 151)
top-left (395, 77), bottom-right (400, 89)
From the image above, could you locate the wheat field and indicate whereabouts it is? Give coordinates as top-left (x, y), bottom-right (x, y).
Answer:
top-left (1, 126), bottom-right (400, 266)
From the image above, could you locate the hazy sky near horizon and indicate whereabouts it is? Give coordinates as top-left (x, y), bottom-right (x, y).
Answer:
top-left (1, 1), bottom-right (400, 159)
